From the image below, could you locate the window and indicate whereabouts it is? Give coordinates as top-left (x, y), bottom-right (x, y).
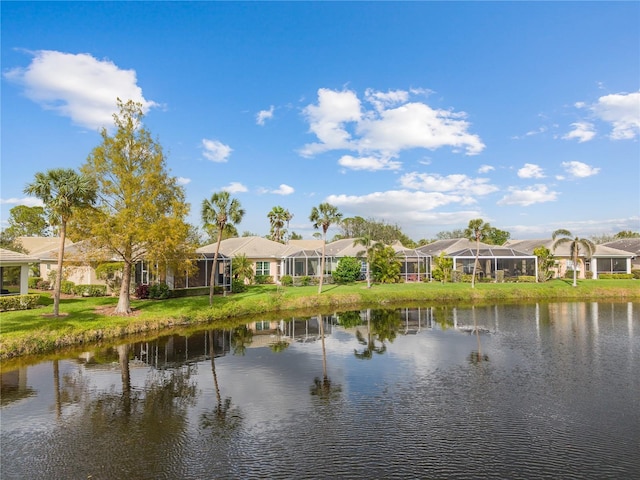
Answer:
top-left (256, 261), bottom-right (270, 276)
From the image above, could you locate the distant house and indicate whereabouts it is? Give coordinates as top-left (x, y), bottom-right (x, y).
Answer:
top-left (505, 239), bottom-right (633, 279)
top-left (600, 239), bottom-right (640, 270)
top-left (16, 236), bottom-right (73, 281)
top-left (0, 248), bottom-right (39, 295)
top-left (417, 239), bottom-right (537, 281)
top-left (197, 236), bottom-right (299, 284)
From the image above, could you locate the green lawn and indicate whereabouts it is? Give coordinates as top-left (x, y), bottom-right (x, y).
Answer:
top-left (1, 279), bottom-right (638, 361)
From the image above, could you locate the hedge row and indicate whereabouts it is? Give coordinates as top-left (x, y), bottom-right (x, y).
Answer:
top-left (0, 294), bottom-right (41, 312)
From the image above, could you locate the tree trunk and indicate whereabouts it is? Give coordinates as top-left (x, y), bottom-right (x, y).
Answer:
top-left (53, 222), bottom-right (66, 316)
top-left (318, 233), bottom-right (326, 294)
top-left (471, 237), bottom-right (479, 289)
top-left (115, 261), bottom-right (132, 314)
top-left (209, 230), bottom-right (223, 307)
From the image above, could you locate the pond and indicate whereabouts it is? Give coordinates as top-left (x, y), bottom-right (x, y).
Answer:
top-left (1, 302), bottom-right (639, 479)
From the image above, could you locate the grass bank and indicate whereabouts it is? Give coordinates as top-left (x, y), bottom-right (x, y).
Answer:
top-left (1, 279), bottom-right (638, 360)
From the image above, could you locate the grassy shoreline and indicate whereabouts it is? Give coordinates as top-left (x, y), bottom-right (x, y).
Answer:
top-left (1, 279), bottom-right (638, 361)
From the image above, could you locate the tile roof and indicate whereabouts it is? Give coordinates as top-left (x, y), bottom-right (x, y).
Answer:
top-left (505, 239), bottom-right (634, 257)
top-left (0, 248), bottom-right (39, 264)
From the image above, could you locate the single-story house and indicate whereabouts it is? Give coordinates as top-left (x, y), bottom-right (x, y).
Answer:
top-left (505, 239), bottom-right (633, 279)
top-left (197, 236), bottom-right (299, 284)
top-left (0, 248), bottom-right (39, 295)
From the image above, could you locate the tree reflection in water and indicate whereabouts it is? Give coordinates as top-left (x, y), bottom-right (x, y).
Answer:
top-left (231, 325), bottom-right (253, 356)
top-left (200, 330), bottom-right (242, 434)
top-left (354, 309), bottom-right (387, 360)
top-left (469, 306), bottom-right (489, 364)
top-left (310, 313), bottom-right (341, 401)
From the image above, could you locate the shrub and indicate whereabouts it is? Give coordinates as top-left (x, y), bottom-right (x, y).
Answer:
top-left (135, 283), bottom-right (150, 299)
top-left (232, 279), bottom-right (247, 293)
top-left (297, 276), bottom-right (312, 286)
top-left (332, 256), bottom-right (362, 284)
top-left (632, 269), bottom-right (640, 280)
top-left (598, 273), bottom-right (634, 280)
top-left (74, 284), bottom-right (107, 297)
top-left (28, 277), bottom-right (42, 289)
top-left (495, 270), bottom-right (504, 283)
top-left (0, 294), bottom-right (41, 312)
top-left (149, 282), bottom-right (171, 299)
top-left (516, 275), bottom-right (537, 283)
top-left (280, 275), bottom-right (293, 287)
top-left (36, 279), bottom-right (51, 290)
top-left (254, 275), bottom-right (274, 285)
top-left (61, 280), bottom-right (76, 295)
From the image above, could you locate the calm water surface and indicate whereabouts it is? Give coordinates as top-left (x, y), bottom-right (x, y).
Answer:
top-left (1, 302), bottom-right (639, 479)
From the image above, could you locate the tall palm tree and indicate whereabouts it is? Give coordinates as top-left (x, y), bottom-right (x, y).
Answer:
top-left (552, 229), bottom-right (595, 287)
top-left (464, 218), bottom-right (491, 289)
top-left (202, 191), bottom-right (245, 306)
top-left (267, 206), bottom-right (292, 243)
top-left (309, 202), bottom-right (343, 294)
top-left (24, 168), bottom-right (96, 316)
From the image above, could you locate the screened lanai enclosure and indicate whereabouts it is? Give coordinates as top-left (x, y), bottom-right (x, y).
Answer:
top-left (282, 247), bottom-right (431, 283)
top-left (448, 247), bottom-right (538, 281)
top-left (135, 253), bottom-right (232, 292)
top-left (395, 247), bottom-right (431, 282)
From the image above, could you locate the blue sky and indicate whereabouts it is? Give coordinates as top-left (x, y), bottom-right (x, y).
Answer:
top-left (2, 1), bottom-right (639, 242)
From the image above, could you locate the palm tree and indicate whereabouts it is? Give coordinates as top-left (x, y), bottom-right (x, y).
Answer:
top-left (464, 218), bottom-right (491, 289)
top-left (309, 202), bottom-right (343, 294)
top-left (552, 229), bottom-right (595, 287)
top-left (267, 206), bottom-right (293, 243)
top-left (353, 234), bottom-right (376, 288)
top-left (231, 253), bottom-right (254, 285)
top-left (24, 168), bottom-right (96, 316)
top-left (201, 191), bottom-right (245, 306)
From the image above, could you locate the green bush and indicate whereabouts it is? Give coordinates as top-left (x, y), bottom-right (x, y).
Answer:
top-left (28, 277), bottom-right (42, 289)
top-left (280, 275), bottom-right (293, 287)
top-left (516, 275), bottom-right (537, 283)
top-left (332, 256), bottom-right (362, 284)
top-left (598, 273), bottom-right (634, 280)
top-left (296, 276), bottom-right (312, 286)
top-left (254, 275), bottom-right (274, 285)
top-left (61, 280), bottom-right (76, 295)
top-left (149, 282), bottom-right (171, 299)
top-left (36, 279), bottom-right (51, 290)
top-left (0, 294), bottom-right (41, 312)
top-left (74, 284), bottom-right (107, 297)
top-left (632, 269), bottom-right (640, 280)
top-left (232, 279), bottom-right (247, 293)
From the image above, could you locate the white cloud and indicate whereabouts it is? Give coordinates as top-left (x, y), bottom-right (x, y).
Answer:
top-left (0, 197), bottom-right (44, 207)
top-left (497, 184), bottom-right (558, 206)
top-left (176, 177), bottom-right (191, 186)
top-left (338, 155), bottom-right (402, 171)
top-left (399, 172), bottom-right (498, 196)
top-left (300, 87), bottom-right (484, 157)
top-left (256, 105), bottom-right (275, 126)
top-left (4, 50), bottom-right (157, 130)
top-left (478, 164), bottom-right (494, 174)
top-left (561, 160), bottom-right (600, 178)
top-left (326, 190), bottom-right (482, 228)
top-left (517, 163), bottom-right (545, 179)
top-left (300, 88), bottom-right (362, 156)
top-left (202, 139), bottom-right (232, 162)
top-left (222, 182), bottom-right (247, 193)
top-left (271, 184), bottom-right (295, 195)
top-left (592, 91), bottom-right (640, 140)
top-left (562, 122), bottom-right (596, 142)
top-left (364, 88), bottom-right (410, 112)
